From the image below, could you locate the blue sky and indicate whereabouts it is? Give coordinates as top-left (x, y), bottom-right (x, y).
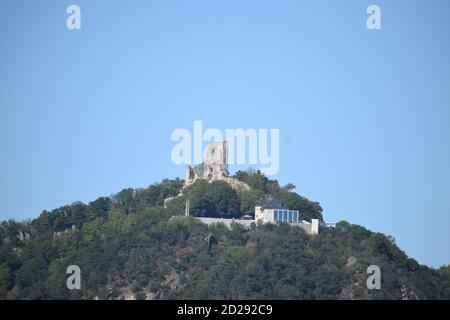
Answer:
top-left (1, 1), bottom-right (449, 268)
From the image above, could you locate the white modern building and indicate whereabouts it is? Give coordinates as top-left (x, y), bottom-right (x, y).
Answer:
top-left (254, 198), bottom-right (320, 234)
top-left (255, 206), bottom-right (300, 224)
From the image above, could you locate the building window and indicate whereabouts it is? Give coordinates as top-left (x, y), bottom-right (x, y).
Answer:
top-left (289, 211), bottom-right (293, 222)
top-left (293, 211), bottom-right (298, 223)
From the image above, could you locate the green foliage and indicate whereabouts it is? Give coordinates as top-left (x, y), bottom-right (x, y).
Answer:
top-left (0, 177), bottom-right (448, 300)
top-left (186, 180), bottom-right (240, 218)
top-left (238, 189), bottom-right (265, 216)
top-left (234, 169), bottom-right (323, 220)
top-left (438, 265), bottom-right (450, 298)
top-left (233, 169), bottom-right (279, 194)
top-left (273, 189), bottom-right (323, 221)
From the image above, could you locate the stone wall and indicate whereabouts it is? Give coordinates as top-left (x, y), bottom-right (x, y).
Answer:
top-left (196, 217), bottom-right (316, 234)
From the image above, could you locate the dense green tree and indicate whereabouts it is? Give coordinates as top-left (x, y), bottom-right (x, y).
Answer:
top-left (238, 189), bottom-right (264, 216)
top-left (0, 177), bottom-right (448, 300)
top-left (0, 264), bottom-right (13, 297)
top-left (186, 180), bottom-right (240, 218)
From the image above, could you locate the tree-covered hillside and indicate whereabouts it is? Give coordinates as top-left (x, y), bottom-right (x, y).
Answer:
top-left (0, 171), bottom-right (448, 299)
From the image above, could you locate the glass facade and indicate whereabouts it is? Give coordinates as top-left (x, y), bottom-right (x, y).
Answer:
top-left (272, 209), bottom-right (299, 223)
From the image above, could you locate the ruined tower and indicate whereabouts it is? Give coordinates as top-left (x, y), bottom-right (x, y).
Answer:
top-left (184, 141), bottom-right (230, 186)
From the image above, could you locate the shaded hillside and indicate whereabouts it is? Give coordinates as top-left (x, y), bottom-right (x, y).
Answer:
top-left (0, 171), bottom-right (448, 299)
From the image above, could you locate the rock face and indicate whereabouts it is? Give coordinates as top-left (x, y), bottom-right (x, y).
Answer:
top-left (401, 285), bottom-right (419, 300)
top-left (346, 256), bottom-right (357, 267)
top-left (17, 231), bottom-right (30, 242)
top-left (184, 141), bottom-right (249, 191)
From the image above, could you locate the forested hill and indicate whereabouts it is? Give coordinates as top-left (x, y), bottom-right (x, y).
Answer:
top-left (0, 170), bottom-right (449, 300)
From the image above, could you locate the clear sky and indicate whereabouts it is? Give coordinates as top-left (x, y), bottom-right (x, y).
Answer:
top-left (1, 0), bottom-right (449, 268)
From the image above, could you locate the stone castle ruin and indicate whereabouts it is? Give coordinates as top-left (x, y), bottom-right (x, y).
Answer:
top-left (184, 141), bottom-right (247, 189)
top-left (164, 141), bottom-right (250, 207)
top-left (185, 141), bottom-right (229, 185)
